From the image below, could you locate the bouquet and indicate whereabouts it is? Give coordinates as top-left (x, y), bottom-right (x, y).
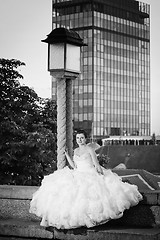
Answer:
top-left (97, 154), bottom-right (110, 168)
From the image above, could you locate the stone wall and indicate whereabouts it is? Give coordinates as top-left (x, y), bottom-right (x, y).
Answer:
top-left (0, 185), bottom-right (53, 239)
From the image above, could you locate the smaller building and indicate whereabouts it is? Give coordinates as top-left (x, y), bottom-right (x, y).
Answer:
top-left (102, 135), bottom-right (152, 145)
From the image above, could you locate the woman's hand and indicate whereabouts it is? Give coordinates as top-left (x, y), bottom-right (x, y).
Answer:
top-left (64, 148), bottom-right (75, 169)
top-left (64, 148), bottom-right (68, 156)
top-left (95, 165), bottom-right (103, 175)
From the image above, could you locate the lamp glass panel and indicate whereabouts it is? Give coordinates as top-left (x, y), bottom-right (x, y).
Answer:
top-left (49, 43), bottom-right (64, 70)
top-left (66, 44), bottom-right (80, 72)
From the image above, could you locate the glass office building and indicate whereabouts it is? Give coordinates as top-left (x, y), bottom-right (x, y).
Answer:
top-left (52, 0), bottom-right (150, 139)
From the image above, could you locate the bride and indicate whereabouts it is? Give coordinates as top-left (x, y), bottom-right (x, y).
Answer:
top-left (29, 129), bottom-right (142, 229)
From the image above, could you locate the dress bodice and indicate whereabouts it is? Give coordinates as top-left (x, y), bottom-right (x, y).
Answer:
top-left (73, 153), bottom-right (95, 172)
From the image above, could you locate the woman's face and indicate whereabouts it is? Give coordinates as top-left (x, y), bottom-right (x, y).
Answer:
top-left (76, 133), bottom-right (86, 145)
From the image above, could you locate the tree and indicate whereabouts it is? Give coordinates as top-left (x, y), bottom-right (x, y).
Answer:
top-left (0, 58), bottom-right (57, 185)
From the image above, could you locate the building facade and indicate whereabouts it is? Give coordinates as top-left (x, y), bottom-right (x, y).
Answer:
top-left (52, 0), bottom-right (150, 139)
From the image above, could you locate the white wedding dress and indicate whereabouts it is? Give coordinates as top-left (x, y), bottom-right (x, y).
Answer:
top-left (29, 152), bottom-right (142, 229)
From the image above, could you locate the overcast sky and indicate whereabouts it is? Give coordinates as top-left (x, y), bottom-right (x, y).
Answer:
top-left (0, 0), bottom-right (160, 135)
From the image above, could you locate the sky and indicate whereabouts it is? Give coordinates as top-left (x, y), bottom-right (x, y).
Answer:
top-left (0, 0), bottom-right (160, 135)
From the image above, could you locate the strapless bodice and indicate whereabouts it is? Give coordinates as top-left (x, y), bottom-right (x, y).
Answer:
top-left (73, 153), bottom-right (95, 172)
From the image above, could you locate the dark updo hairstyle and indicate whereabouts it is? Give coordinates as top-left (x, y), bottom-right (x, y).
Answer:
top-left (76, 129), bottom-right (88, 139)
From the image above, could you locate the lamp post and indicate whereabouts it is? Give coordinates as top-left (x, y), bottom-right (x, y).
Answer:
top-left (42, 28), bottom-right (86, 169)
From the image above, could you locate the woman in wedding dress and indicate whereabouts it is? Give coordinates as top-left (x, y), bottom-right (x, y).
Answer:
top-left (29, 129), bottom-right (142, 229)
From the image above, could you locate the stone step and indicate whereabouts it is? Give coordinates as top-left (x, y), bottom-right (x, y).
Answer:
top-left (0, 198), bottom-right (39, 221)
top-left (52, 225), bottom-right (160, 240)
top-left (0, 185), bottom-right (38, 199)
top-left (0, 219), bottom-right (53, 239)
top-left (0, 218), bottom-right (160, 240)
top-left (0, 237), bottom-right (38, 240)
top-left (0, 185), bottom-right (39, 222)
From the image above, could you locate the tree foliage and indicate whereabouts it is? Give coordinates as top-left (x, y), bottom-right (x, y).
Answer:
top-left (0, 58), bottom-right (57, 186)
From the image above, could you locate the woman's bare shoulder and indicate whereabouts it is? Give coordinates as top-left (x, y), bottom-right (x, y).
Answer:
top-left (74, 148), bottom-right (79, 154)
top-left (86, 145), bottom-right (94, 153)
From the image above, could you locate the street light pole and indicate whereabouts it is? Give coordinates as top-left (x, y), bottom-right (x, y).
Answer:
top-left (53, 71), bottom-right (77, 169)
top-left (42, 28), bottom-right (86, 169)
top-left (66, 77), bottom-right (73, 160)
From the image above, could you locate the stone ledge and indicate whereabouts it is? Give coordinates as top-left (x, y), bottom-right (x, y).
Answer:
top-left (0, 219), bottom-right (160, 240)
top-left (0, 237), bottom-right (35, 240)
top-left (0, 185), bottom-right (38, 200)
top-left (142, 190), bottom-right (160, 205)
top-left (0, 199), bottom-right (39, 221)
top-left (50, 225), bottom-right (160, 240)
top-left (0, 219), bottom-right (53, 239)
top-left (0, 237), bottom-right (36, 240)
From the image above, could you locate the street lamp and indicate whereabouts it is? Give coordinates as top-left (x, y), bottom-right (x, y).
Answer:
top-left (42, 27), bottom-right (85, 75)
top-left (42, 28), bottom-right (86, 169)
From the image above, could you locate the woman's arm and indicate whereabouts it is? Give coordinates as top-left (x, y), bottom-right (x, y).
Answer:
top-left (88, 147), bottom-right (103, 174)
top-left (64, 149), bottom-right (75, 169)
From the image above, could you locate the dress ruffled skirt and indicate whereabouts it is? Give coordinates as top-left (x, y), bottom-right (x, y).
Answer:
top-left (29, 167), bottom-right (142, 229)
